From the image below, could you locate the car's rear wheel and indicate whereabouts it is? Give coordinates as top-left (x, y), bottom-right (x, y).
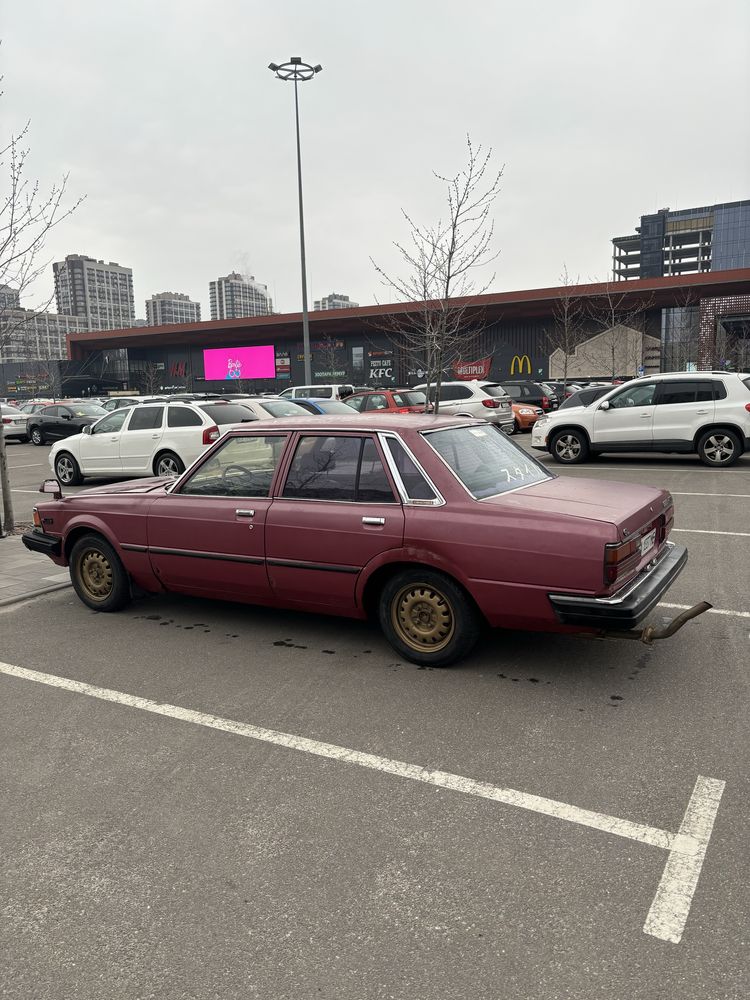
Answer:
top-left (551, 429), bottom-right (589, 464)
top-left (378, 569), bottom-right (482, 667)
top-left (154, 451), bottom-right (184, 478)
top-left (55, 452), bottom-right (83, 486)
top-left (30, 427), bottom-right (44, 446)
top-left (69, 534), bottom-right (131, 612)
top-left (697, 429), bottom-right (741, 468)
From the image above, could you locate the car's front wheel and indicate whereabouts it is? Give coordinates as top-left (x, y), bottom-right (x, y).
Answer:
top-left (154, 451), bottom-right (184, 478)
top-left (378, 569), bottom-right (482, 667)
top-left (30, 427), bottom-right (45, 446)
top-left (55, 452), bottom-right (83, 486)
top-left (697, 429), bottom-right (741, 468)
top-left (69, 533), bottom-right (131, 612)
top-left (551, 429), bottom-right (589, 464)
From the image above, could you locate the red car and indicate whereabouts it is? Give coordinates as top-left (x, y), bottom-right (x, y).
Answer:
top-left (345, 389), bottom-right (430, 413)
top-left (23, 414), bottom-right (698, 667)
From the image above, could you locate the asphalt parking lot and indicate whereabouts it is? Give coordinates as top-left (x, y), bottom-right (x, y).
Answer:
top-left (1, 438), bottom-right (749, 999)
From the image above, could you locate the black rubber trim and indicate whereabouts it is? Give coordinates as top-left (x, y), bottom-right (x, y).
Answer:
top-left (266, 558), bottom-right (360, 574)
top-left (21, 529), bottom-right (62, 557)
top-left (548, 543), bottom-right (688, 629)
top-left (148, 545), bottom-right (264, 565)
top-left (121, 543), bottom-right (148, 553)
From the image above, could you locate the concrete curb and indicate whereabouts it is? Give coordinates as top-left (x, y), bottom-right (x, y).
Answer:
top-left (0, 580), bottom-right (71, 609)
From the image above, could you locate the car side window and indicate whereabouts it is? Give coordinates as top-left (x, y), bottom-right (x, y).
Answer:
top-left (500, 385), bottom-right (523, 399)
top-left (346, 395), bottom-right (365, 411)
top-left (384, 438), bottom-right (438, 501)
top-left (608, 383), bottom-right (656, 408)
top-left (126, 405), bottom-right (165, 430)
top-left (365, 393), bottom-right (389, 411)
top-left (179, 435), bottom-right (288, 497)
top-left (282, 435), bottom-right (396, 503)
top-left (42, 406), bottom-right (60, 417)
top-left (655, 381), bottom-right (701, 405)
top-left (93, 410), bottom-right (129, 434)
top-left (440, 385), bottom-right (472, 402)
top-left (168, 405), bottom-right (203, 427)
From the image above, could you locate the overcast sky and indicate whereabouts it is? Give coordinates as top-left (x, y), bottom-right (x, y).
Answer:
top-left (4, 0), bottom-right (749, 319)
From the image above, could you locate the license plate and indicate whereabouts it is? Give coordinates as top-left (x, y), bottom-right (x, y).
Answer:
top-left (639, 528), bottom-right (656, 556)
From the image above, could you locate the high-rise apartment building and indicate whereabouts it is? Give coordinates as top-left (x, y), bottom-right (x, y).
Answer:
top-left (53, 254), bottom-right (136, 330)
top-left (146, 292), bottom-right (201, 327)
top-left (612, 200), bottom-right (750, 280)
top-left (0, 308), bottom-right (88, 363)
top-left (313, 292), bottom-right (359, 311)
top-left (209, 272), bottom-right (272, 320)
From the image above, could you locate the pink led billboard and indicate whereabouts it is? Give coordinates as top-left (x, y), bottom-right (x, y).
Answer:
top-left (202, 345), bottom-right (276, 381)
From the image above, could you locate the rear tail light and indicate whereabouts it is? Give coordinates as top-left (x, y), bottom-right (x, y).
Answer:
top-left (745, 403), bottom-right (750, 412)
top-left (604, 538), bottom-right (639, 584)
top-left (1, 417), bottom-right (11, 424)
top-left (202, 424), bottom-right (220, 445)
top-left (482, 398), bottom-right (500, 408)
top-left (541, 396), bottom-right (550, 409)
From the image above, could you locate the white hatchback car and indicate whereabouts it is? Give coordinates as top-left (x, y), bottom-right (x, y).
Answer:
top-left (48, 400), bottom-right (255, 484)
top-left (531, 371), bottom-right (750, 468)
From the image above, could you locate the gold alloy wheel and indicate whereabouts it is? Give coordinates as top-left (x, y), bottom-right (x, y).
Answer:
top-left (77, 549), bottom-right (114, 602)
top-left (391, 583), bottom-right (455, 653)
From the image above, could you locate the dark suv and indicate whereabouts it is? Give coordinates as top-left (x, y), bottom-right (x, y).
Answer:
top-left (498, 380), bottom-right (558, 411)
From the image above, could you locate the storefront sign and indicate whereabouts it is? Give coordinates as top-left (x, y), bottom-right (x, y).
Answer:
top-left (453, 355), bottom-right (493, 380)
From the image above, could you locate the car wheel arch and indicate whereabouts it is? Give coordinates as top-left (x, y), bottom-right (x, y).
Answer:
top-left (153, 449), bottom-right (185, 476)
top-left (691, 423), bottom-right (746, 452)
top-left (359, 556), bottom-right (486, 625)
top-left (63, 518), bottom-right (122, 563)
top-left (548, 424), bottom-right (593, 450)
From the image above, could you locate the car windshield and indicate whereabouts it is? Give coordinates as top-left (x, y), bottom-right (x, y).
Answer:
top-left (69, 404), bottom-right (106, 416)
top-left (260, 400), bottom-right (307, 418)
top-left (198, 403), bottom-right (257, 424)
top-left (424, 425), bottom-right (551, 499)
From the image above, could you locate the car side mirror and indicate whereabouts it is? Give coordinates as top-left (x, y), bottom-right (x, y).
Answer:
top-left (40, 478), bottom-right (62, 499)
top-left (599, 400), bottom-right (610, 411)
top-left (83, 424), bottom-right (92, 435)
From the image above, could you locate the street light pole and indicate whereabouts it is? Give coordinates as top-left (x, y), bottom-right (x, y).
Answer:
top-left (269, 57), bottom-right (322, 385)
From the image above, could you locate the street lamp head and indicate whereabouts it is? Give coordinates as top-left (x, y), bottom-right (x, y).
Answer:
top-left (268, 57), bottom-right (321, 82)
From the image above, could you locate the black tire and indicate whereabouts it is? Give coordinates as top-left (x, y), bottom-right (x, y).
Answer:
top-left (69, 533), bottom-right (131, 612)
top-left (697, 429), bottom-right (741, 468)
top-left (55, 451), bottom-right (83, 486)
top-left (378, 568), bottom-right (482, 667)
top-left (30, 427), bottom-right (45, 446)
top-left (550, 428), bottom-right (590, 464)
top-left (19, 435), bottom-right (29, 443)
top-left (154, 451), bottom-right (184, 478)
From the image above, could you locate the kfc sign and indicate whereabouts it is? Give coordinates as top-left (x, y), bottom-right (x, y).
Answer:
top-left (453, 355), bottom-right (493, 380)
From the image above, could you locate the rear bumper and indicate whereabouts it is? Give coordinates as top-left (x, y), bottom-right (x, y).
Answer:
top-left (548, 542), bottom-right (688, 630)
top-left (22, 529), bottom-right (62, 558)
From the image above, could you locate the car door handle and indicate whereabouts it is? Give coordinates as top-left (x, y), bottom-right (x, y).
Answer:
top-left (362, 516), bottom-right (385, 526)
top-left (110, 436), bottom-right (119, 441)
top-left (696, 409), bottom-right (710, 414)
top-left (640, 413), bottom-right (652, 418)
top-left (235, 509), bottom-right (255, 518)
top-left (151, 433), bottom-right (160, 439)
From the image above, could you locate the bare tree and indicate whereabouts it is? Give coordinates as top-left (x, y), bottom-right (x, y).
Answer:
top-left (0, 98), bottom-right (83, 533)
top-left (317, 334), bottom-right (345, 379)
top-left (581, 279), bottom-right (655, 379)
top-left (136, 361), bottom-right (163, 395)
top-left (544, 266), bottom-right (588, 391)
top-left (371, 136), bottom-right (503, 411)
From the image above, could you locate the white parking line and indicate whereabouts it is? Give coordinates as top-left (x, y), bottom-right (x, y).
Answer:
top-left (0, 659), bottom-right (724, 944)
top-left (659, 602), bottom-right (750, 620)
top-left (6, 464), bottom-right (45, 470)
top-left (671, 492), bottom-right (750, 499)
top-left (671, 528), bottom-right (750, 537)
top-left (550, 466), bottom-right (750, 475)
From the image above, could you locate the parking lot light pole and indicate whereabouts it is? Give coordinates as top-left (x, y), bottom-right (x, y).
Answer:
top-left (268, 57), bottom-right (322, 385)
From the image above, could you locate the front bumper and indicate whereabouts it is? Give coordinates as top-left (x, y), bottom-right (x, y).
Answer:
top-left (548, 542), bottom-right (688, 630)
top-left (22, 529), bottom-right (62, 558)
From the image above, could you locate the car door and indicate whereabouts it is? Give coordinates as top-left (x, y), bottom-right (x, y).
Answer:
top-left (435, 385), bottom-right (473, 414)
top-left (265, 433), bottom-right (405, 612)
top-left (651, 379), bottom-right (716, 448)
top-left (591, 381), bottom-right (658, 448)
top-left (119, 404), bottom-right (165, 474)
top-left (147, 432), bottom-right (290, 601)
top-left (43, 405), bottom-right (68, 441)
top-left (78, 408), bottom-right (129, 475)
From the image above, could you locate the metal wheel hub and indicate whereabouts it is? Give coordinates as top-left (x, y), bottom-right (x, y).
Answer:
top-left (78, 550), bottom-right (113, 601)
top-left (57, 457), bottom-right (74, 482)
top-left (158, 457), bottom-right (179, 476)
top-left (391, 584), bottom-right (455, 652)
top-left (556, 434), bottom-right (581, 460)
top-left (703, 435), bottom-right (734, 463)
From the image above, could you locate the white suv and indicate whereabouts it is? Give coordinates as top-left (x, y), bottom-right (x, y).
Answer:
top-left (531, 372), bottom-right (750, 468)
top-left (413, 380), bottom-right (515, 432)
top-left (48, 400), bottom-right (255, 485)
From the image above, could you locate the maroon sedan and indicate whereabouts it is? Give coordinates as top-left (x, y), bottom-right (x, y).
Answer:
top-left (23, 415), bottom-right (696, 666)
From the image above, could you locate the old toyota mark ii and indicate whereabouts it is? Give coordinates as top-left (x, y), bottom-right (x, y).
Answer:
top-left (23, 414), bottom-right (705, 667)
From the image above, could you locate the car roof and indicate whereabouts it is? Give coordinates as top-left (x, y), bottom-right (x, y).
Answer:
top-left (222, 413), bottom-right (471, 434)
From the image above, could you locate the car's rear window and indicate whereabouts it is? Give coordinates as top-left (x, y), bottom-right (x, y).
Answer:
top-left (391, 390), bottom-right (427, 407)
top-left (198, 403), bottom-right (257, 424)
top-left (424, 425), bottom-right (550, 499)
top-left (260, 400), bottom-right (306, 418)
top-left (481, 385), bottom-right (510, 399)
top-left (742, 377), bottom-right (750, 393)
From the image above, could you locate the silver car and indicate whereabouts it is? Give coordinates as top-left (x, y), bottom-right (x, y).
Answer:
top-left (413, 380), bottom-right (514, 431)
top-left (1, 403), bottom-right (30, 442)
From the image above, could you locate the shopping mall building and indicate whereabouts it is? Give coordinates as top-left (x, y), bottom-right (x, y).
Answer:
top-left (3, 269), bottom-right (750, 397)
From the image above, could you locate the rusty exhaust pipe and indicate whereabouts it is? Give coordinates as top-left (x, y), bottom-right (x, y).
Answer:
top-left (640, 602), bottom-right (713, 644)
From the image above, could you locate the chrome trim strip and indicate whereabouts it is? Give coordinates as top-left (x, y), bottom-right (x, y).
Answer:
top-left (551, 543), bottom-right (675, 607)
